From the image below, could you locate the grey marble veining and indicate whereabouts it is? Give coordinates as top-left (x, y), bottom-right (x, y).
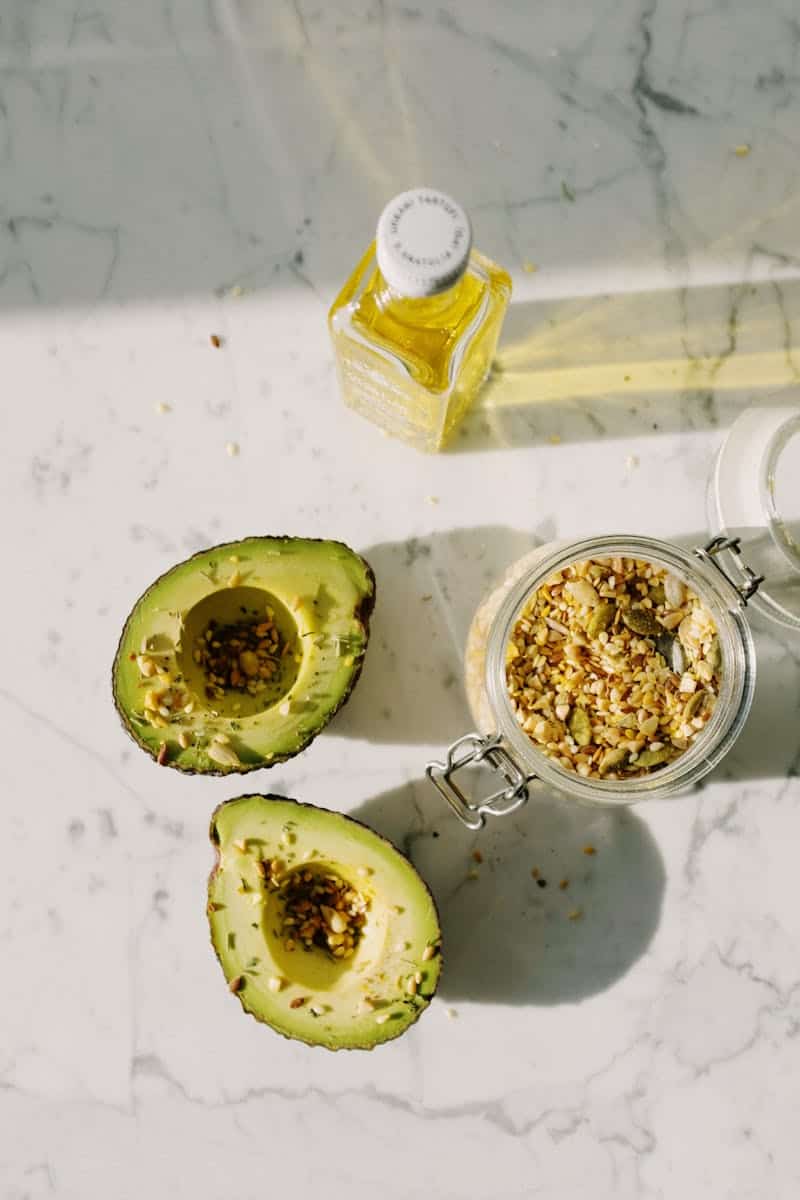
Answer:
top-left (3, 2), bottom-right (800, 1197)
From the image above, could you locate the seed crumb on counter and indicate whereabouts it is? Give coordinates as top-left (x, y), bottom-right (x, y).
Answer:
top-left (210, 333), bottom-right (223, 348)
top-left (153, 401), bottom-right (171, 415)
top-left (226, 441), bottom-right (239, 457)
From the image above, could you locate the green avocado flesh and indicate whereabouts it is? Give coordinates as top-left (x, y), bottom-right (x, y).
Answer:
top-left (208, 795), bottom-right (442, 1050)
top-left (112, 537), bottom-right (375, 773)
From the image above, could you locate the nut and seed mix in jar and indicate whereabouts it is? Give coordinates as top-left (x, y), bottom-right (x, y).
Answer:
top-left (505, 556), bottom-right (721, 780)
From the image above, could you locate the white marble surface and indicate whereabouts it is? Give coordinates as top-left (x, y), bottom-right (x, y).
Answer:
top-left (3, 2), bottom-right (800, 1197)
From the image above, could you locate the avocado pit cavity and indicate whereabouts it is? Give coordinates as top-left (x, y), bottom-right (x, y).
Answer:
top-left (178, 586), bottom-right (301, 719)
top-left (272, 863), bottom-right (369, 961)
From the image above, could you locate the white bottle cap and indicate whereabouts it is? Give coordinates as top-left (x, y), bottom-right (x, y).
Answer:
top-left (376, 188), bottom-right (472, 298)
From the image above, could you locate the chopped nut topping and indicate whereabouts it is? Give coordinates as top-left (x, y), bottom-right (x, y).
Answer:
top-left (506, 557), bottom-right (721, 780)
top-left (193, 612), bottom-right (286, 701)
top-left (268, 866), bottom-right (369, 961)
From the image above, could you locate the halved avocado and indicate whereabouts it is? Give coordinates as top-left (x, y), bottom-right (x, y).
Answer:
top-left (208, 795), bottom-right (442, 1049)
top-left (112, 537), bottom-right (375, 773)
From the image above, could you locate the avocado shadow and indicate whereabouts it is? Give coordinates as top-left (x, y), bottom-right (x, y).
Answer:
top-left (352, 776), bottom-right (665, 1006)
top-left (331, 524), bottom-right (547, 747)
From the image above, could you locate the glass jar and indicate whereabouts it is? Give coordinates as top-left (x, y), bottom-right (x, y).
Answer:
top-left (328, 188), bottom-right (511, 453)
top-left (428, 533), bottom-right (762, 829)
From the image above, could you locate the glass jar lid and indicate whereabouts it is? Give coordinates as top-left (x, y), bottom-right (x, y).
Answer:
top-left (708, 402), bottom-right (800, 630)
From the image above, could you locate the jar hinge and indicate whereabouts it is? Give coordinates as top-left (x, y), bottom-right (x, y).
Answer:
top-left (425, 733), bottom-right (532, 830)
top-left (696, 536), bottom-right (765, 604)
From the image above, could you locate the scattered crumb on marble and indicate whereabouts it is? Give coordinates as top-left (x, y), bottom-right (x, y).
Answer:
top-left (229, 284), bottom-right (245, 298)
top-left (210, 333), bottom-right (223, 348)
top-left (733, 143), bottom-right (751, 157)
top-left (559, 878), bottom-right (570, 890)
top-left (522, 260), bottom-right (538, 273)
top-left (531, 866), bottom-right (540, 879)
top-left (548, 434), bottom-right (562, 445)
top-left (583, 845), bottom-right (596, 856)
top-left (445, 1007), bottom-right (458, 1019)
top-left (154, 402), bottom-right (171, 415)
top-left (421, 594), bottom-right (433, 602)
top-left (226, 441), bottom-right (240, 457)
top-left (472, 849), bottom-right (483, 864)
top-left (425, 494), bottom-right (439, 505)
top-left (625, 454), bottom-right (639, 470)
top-left (568, 908), bottom-right (584, 921)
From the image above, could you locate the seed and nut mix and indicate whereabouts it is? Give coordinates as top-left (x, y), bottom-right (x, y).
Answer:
top-left (193, 613), bottom-right (284, 702)
top-left (264, 861), bottom-right (369, 960)
top-left (506, 556), bottom-right (721, 780)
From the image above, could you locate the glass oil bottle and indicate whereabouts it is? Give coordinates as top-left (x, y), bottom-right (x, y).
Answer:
top-left (328, 188), bottom-right (511, 452)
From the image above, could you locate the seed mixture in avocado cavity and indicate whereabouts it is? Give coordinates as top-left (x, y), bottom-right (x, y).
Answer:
top-left (506, 556), bottom-right (721, 780)
top-left (194, 612), bottom-right (285, 700)
top-left (272, 864), bottom-right (368, 959)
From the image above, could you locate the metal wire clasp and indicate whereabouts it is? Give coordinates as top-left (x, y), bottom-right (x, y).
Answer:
top-left (426, 733), bottom-right (532, 830)
top-left (696, 536), bottom-right (764, 603)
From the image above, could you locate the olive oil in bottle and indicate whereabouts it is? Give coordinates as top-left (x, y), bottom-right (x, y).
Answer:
top-left (328, 188), bottom-right (511, 452)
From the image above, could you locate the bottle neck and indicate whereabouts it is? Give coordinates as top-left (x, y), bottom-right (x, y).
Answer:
top-left (373, 269), bottom-right (466, 318)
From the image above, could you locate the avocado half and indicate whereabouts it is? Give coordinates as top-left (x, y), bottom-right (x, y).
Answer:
top-left (208, 795), bottom-right (442, 1050)
top-left (112, 537), bottom-right (375, 773)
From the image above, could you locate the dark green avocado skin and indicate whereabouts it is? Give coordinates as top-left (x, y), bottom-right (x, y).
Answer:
top-left (207, 794), bottom-right (443, 1050)
top-left (111, 536), bottom-right (376, 774)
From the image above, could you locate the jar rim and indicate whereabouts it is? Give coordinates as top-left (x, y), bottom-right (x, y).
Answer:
top-left (484, 534), bottom-right (756, 803)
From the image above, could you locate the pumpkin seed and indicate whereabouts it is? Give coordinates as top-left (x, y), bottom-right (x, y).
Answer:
top-left (568, 707), bottom-right (592, 747)
top-left (656, 632), bottom-right (686, 674)
top-left (585, 601), bottom-right (616, 638)
top-left (706, 636), bottom-right (721, 671)
top-left (599, 747), bottom-right (628, 773)
top-left (622, 607), bottom-right (661, 637)
top-left (682, 690), bottom-right (705, 721)
top-left (635, 747), bottom-right (672, 768)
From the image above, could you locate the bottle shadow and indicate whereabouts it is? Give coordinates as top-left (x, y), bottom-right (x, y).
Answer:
top-left (352, 776), bottom-right (665, 1005)
top-left (446, 282), bottom-right (800, 453)
top-left (332, 524), bottom-right (548, 747)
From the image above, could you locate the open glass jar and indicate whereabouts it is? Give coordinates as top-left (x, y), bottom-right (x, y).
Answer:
top-left (427, 403), bottom-right (800, 829)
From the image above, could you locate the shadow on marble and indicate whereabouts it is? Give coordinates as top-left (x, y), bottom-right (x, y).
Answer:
top-left (352, 775), bottom-right (665, 1005)
top-left (450, 279), bottom-right (800, 453)
top-left (331, 524), bottom-right (544, 746)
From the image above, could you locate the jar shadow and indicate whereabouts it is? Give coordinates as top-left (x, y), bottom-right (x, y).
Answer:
top-left (332, 524), bottom-right (549, 746)
top-left (351, 777), bottom-right (665, 1005)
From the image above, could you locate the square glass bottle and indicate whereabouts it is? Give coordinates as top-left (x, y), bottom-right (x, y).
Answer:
top-left (328, 188), bottom-right (511, 452)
